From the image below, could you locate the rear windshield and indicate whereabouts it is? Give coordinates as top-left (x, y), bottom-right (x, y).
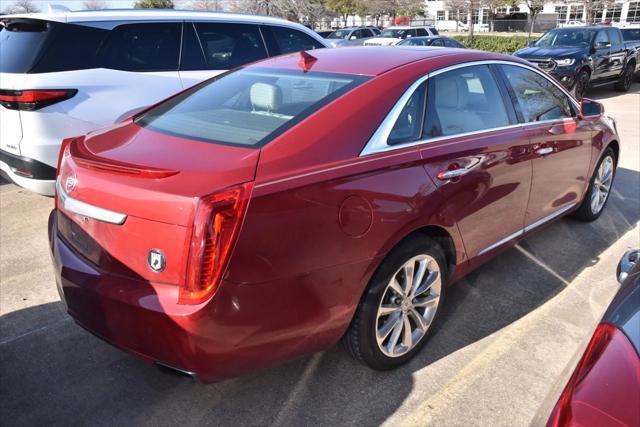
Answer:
top-left (0, 19), bottom-right (108, 73)
top-left (136, 68), bottom-right (368, 147)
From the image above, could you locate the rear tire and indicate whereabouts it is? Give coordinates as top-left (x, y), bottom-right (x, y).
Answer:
top-left (343, 235), bottom-right (447, 370)
top-left (614, 63), bottom-right (634, 92)
top-left (572, 147), bottom-right (616, 222)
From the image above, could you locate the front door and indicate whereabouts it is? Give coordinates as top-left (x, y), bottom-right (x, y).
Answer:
top-left (498, 64), bottom-right (593, 227)
top-left (591, 29), bottom-right (612, 80)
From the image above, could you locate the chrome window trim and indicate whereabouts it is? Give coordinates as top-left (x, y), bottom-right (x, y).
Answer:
top-left (56, 181), bottom-right (127, 225)
top-left (476, 203), bottom-right (577, 256)
top-left (360, 59), bottom-right (581, 157)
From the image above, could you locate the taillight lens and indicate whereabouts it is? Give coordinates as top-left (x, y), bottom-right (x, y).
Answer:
top-left (0, 89), bottom-right (77, 111)
top-left (547, 322), bottom-right (640, 427)
top-left (54, 136), bottom-right (83, 208)
top-left (180, 183), bottom-right (253, 305)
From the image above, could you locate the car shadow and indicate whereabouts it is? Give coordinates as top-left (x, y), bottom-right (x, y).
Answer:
top-left (0, 167), bottom-right (638, 426)
top-left (586, 81), bottom-right (640, 100)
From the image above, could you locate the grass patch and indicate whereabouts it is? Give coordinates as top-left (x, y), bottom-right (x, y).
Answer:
top-left (453, 35), bottom-right (530, 54)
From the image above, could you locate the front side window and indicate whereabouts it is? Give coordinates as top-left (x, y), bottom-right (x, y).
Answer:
top-left (136, 68), bottom-right (367, 147)
top-left (431, 38), bottom-right (444, 46)
top-left (101, 23), bottom-right (181, 72)
top-left (417, 28), bottom-right (428, 36)
top-left (607, 28), bottom-right (621, 45)
top-left (326, 29), bottom-right (350, 39)
top-left (181, 22), bottom-right (267, 71)
top-left (424, 65), bottom-right (511, 138)
top-left (265, 26), bottom-right (324, 55)
top-left (500, 65), bottom-right (575, 122)
top-left (594, 30), bottom-right (609, 45)
top-left (388, 81), bottom-right (427, 145)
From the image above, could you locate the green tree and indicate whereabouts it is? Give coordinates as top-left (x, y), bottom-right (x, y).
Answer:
top-left (325, 0), bottom-right (358, 26)
top-left (134, 0), bottom-right (175, 8)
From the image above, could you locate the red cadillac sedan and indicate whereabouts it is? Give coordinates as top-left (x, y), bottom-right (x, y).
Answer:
top-left (49, 47), bottom-right (620, 382)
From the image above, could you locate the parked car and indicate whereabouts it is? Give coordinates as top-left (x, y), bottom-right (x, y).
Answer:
top-left (325, 26), bottom-right (378, 47)
top-left (560, 20), bottom-right (586, 27)
top-left (50, 47), bottom-right (620, 383)
top-left (533, 249), bottom-right (639, 427)
top-left (363, 25), bottom-right (438, 46)
top-left (514, 26), bottom-right (638, 99)
top-left (0, 9), bottom-right (328, 196)
top-left (435, 20), bottom-right (469, 32)
top-left (397, 36), bottom-right (465, 48)
top-left (316, 30), bottom-right (334, 38)
top-left (622, 27), bottom-right (640, 79)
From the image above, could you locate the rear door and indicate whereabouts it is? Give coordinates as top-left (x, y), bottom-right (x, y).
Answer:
top-left (178, 21), bottom-right (268, 89)
top-left (416, 64), bottom-right (532, 261)
top-left (498, 64), bottom-right (592, 227)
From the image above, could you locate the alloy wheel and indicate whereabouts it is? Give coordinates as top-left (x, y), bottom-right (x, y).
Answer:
top-left (375, 254), bottom-right (441, 358)
top-left (591, 155), bottom-right (614, 215)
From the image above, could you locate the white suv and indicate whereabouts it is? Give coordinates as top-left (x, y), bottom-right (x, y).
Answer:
top-left (363, 26), bottom-right (439, 46)
top-left (0, 9), bottom-right (327, 195)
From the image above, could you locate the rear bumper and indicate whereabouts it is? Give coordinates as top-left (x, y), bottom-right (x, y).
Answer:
top-left (0, 150), bottom-right (56, 195)
top-left (48, 210), bottom-right (355, 382)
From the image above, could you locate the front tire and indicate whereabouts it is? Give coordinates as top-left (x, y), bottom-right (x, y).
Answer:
top-left (614, 63), bottom-right (634, 92)
top-left (572, 70), bottom-right (589, 100)
top-left (572, 147), bottom-right (616, 222)
top-left (343, 235), bottom-right (447, 370)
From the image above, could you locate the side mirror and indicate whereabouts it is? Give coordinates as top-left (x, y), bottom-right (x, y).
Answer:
top-left (617, 249), bottom-right (639, 283)
top-left (579, 98), bottom-right (604, 118)
top-left (594, 41), bottom-right (611, 50)
top-left (350, 35), bottom-right (357, 40)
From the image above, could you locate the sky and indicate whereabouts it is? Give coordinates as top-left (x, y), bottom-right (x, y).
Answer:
top-left (0, 0), bottom-right (199, 12)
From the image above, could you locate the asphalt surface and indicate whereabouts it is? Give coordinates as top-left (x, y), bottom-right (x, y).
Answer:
top-left (1, 83), bottom-right (639, 427)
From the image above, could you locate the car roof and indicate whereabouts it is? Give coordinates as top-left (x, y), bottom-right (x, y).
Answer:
top-left (2, 9), bottom-right (303, 26)
top-left (405, 36), bottom-right (444, 40)
top-left (252, 46), bottom-right (523, 77)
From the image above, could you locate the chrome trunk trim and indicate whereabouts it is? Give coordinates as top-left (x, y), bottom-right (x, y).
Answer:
top-left (56, 181), bottom-right (127, 225)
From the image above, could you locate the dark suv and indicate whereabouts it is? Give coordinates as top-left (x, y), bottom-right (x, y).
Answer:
top-left (514, 26), bottom-right (638, 98)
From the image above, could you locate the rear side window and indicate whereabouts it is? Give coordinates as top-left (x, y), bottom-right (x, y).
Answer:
top-left (101, 23), bottom-right (181, 72)
top-left (181, 22), bottom-right (267, 71)
top-left (263, 25), bottom-right (324, 55)
top-left (431, 39), bottom-right (444, 46)
top-left (424, 65), bottom-right (511, 138)
top-left (389, 81), bottom-right (427, 145)
top-left (0, 19), bottom-right (108, 73)
top-left (500, 65), bottom-right (575, 122)
top-left (429, 27), bottom-right (439, 35)
top-left (136, 68), bottom-right (367, 147)
top-left (416, 28), bottom-right (428, 36)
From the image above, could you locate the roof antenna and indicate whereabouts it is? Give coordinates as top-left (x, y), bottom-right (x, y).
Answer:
top-left (298, 51), bottom-right (318, 73)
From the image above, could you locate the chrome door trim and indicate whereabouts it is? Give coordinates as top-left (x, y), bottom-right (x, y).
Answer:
top-left (56, 181), bottom-right (127, 225)
top-left (476, 203), bottom-right (577, 256)
top-left (523, 203), bottom-right (577, 233)
top-left (477, 229), bottom-right (523, 256)
top-left (359, 59), bottom-right (581, 157)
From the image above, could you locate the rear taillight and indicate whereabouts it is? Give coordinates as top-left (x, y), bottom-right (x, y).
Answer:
top-left (0, 89), bottom-right (77, 111)
top-left (547, 322), bottom-right (640, 427)
top-left (54, 136), bottom-right (83, 208)
top-left (180, 183), bottom-right (253, 305)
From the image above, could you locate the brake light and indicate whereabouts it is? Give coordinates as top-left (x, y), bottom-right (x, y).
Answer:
top-left (54, 136), bottom-right (83, 208)
top-left (179, 183), bottom-right (253, 305)
top-left (0, 89), bottom-right (77, 111)
top-left (547, 322), bottom-right (640, 427)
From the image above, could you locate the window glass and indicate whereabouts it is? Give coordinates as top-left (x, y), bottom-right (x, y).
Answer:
top-left (431, 38), bottom-right (444, 46)
top-left (101, 23), bottom-right (181, 72)
top-left (443, 39), bottom-right (458, 47)
top-left (594, 30), bottom-right (609, 44)
top-left (265, 25), bottom-right (324, 55)
top-left (416, 28), bottom-right (428, 36)
top-left (136, 69), bottom-right (367, 147)
top-left (500, 65), bottom-right (575, 122)
top-left (388, 81), bottom-right (427, 145)
top-left (0, 19), bottom-right (108, 73)
top-left (607, 28), bottom-right (621, 45)
top-left (182, 22), bottom-right (267, 71)
top-left (352, 29), bottom-right (364, 39)
top-left (429, 27), bottom-right (439, 35)
top-left (424, 65), bottom-right (510, 138)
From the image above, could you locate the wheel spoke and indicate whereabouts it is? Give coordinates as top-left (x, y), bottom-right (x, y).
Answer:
top-left (388, 277), bottom-right (404, 297)
top-left (409, 307), bottom-right (429, 332)
top-left (378, 304), bottom-right (400, 316)
top-left (413, 293), bottom-right (440, 308)
top-left (410, 259), bottom-right (428, 297)
top-left (377, 312), bottom-right (401, 342)
top-left (386, 316), bottom-right (404, 354)
top-left (414, 270), bottom-right (439, 297)
top-left (403, 262), bottom-right (414, 296)
top-left (591, 188), bottom-right (600, 212)
top-left (402, 314), bottom-right (412, 348)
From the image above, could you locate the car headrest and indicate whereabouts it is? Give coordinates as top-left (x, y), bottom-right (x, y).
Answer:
top-left (250, 83), bottom-right (282, 112)
top-left (435, 75), bottom-right (468, 109)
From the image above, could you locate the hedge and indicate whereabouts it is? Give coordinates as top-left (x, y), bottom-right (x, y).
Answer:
top-left (453, 35), bottom-right (530, 54)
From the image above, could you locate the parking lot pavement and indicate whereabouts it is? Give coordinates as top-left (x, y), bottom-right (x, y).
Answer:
top-left (1, 84), bottom-right (638, 427)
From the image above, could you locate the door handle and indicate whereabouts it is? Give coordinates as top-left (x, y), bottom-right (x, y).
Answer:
top-left (436, 168), bottom-right (471, 180)
top-left (436, 157), bottom-right (483, 181)
top-left (535, 147), bottom-right (553, 156)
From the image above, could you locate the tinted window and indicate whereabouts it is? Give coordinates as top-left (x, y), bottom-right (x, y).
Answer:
top-left (431, 39), bottom-right (444, 46)
top-left (608, 28), bottom-right (622, 45)
top-left (429, 27), bottom-right (439, 35)
top-left (264, 25), bottom-right (324, 55)
top-left (0, 19), bottom-right (108, 73)
top-left (389, 81), bottom-right (427, 145)
top-left (101, 23), bottom-right (181, 72)
top-left (424, 65), bottom-right (511, 138)
top-left (501, 65), bottom-right (575, 122)
top-left (181, 22), bottom-right (267, 71)
top-left (622, 29), bottom-right (640, 41)
top-left (416, 28), bottom-right (428, 36)
top-left (444, 39), bottom-right (460, 48)
top-left (136, 69), bottom-right (366, 147)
